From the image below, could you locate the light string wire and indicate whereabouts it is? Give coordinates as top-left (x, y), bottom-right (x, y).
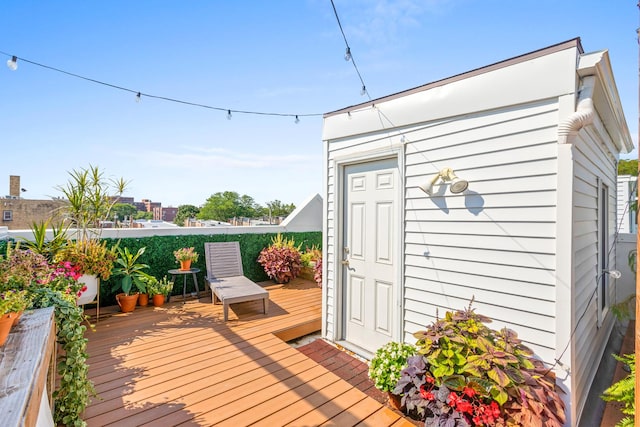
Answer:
top-left (0, 50), bottom-right (324, 119)
top-left (329, 0), bottom-right (371, 100)
top-left (542, 177), bottom-right (637, 375)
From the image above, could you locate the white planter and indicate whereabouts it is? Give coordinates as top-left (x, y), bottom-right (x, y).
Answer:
top-left (77, 274), bottom-right (99, 306)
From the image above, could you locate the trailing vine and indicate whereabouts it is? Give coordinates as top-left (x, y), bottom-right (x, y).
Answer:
top-left (30, 287), bottom-right (94, 427)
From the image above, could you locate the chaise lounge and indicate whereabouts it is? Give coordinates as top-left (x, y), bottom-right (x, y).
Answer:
top-left (204, 241), bottom-right (269, 321)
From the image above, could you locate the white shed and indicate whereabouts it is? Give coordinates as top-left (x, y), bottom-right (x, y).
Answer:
top-left (321, 38), bottom-right (633, 425)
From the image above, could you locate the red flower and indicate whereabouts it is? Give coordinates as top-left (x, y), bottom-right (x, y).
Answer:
top-left (425, 376), bottom-right (435, 384)
top-left (489, 401), bottom-right (500, 417)
top-left (448, 392), bottom-right (460, 407)
top-left (463, 386), bottom-right (476, 398)
top-left (456, 399), bottom-right (473, 414)
top-left (419, 385), bottom-right (435, 400)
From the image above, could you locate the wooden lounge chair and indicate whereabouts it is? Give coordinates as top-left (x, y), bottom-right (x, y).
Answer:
top-left (204, 242), bottom-right (269, 321)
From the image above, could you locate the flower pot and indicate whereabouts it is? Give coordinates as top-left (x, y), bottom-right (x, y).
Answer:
top-left (179, 260), bottom-right (192, 271)
top-left (387, 392), bottom-right (404, 411)
top-left (0, 313), bottom-right (15, 346)
top-left (116, 293), bottom-right (139, 313)
top-left (11, 311), bottom-right (23, 326)
top-left (138, 293), bottom-right (149, 307)
top-left (152, 294), bottom-right (165, 307)
top-left (77, 274), bottom-right (99, 306)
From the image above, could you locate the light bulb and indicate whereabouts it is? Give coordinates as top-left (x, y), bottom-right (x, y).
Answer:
top-left (135, 92), bottom-right (141, 103)
top-left (347, 111), bottom-right (352, 120)
top-left (6, 56), bottom-right (17, 71)
top-left (344, 47), bottom-right (351, 61)
top-left (360, 85), bottom-right (367, 96)
top-left (227, 110), bottom-right (232, 120)
top-left (295, 115), bottom-right (300, 124)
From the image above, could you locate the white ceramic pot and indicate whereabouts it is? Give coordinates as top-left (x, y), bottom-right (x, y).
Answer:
top-left (76, 274), bottom-right (99, 306)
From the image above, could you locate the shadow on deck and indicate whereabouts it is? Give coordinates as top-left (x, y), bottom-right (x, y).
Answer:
top-left (83, 278), bottom-right (412, 426)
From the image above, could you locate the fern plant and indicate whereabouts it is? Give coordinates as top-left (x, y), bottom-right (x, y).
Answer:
top-left (602, 353), bottom-right (635, 427)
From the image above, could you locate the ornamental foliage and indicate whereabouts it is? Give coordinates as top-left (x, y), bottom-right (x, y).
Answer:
top-left (391, 302), bottom-right (565, 426)
top-left (257, 233), bottom-right (302, 284)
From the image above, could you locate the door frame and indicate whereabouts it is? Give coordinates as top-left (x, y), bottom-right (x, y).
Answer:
top-left (332, 147), bottom-right (405, 357)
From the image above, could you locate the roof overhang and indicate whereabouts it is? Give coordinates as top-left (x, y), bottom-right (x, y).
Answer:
top-left (577, 50), bottom-right (633, 154)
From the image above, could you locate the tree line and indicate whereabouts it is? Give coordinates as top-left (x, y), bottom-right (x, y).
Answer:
top-left (111, 191), bottom-right (296, 226)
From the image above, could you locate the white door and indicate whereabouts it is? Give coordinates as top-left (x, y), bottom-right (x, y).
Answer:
top-left (342, 158), bottom-right (398, 352)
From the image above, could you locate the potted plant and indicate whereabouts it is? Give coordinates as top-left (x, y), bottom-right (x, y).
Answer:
top-left (111, 246), bottom-right (153, 312)
top-left (368, 341), bottom-right (417, 409)
top-left (257, 233), bottom-right (302, 284)
top-left (393, 301), bottom-right (566, 425)
top-left (54, 165), bottom-right (127, 307)
top-left (173, 247), bottom-right (199, 271)
top-left (0, 289), bottom-right (28, 345)
top-left (147, 276), bottom-right (174, 307)
top-left (55, 239), bottom-right (117, 306)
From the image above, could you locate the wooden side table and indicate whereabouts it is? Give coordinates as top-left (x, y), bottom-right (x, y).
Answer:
top-left (168, 268), bottom-right (200, 302)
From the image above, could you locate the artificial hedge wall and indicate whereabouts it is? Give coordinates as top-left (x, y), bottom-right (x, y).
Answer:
top-left (99, 231), bottom-right (322, 306)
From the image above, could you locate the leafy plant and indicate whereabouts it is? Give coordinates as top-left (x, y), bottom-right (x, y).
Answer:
top-left (30, 286), bottom-right (94, 427)
top-left (0, 242), bottom-right (51, 288)
top-left (111, 246), bottom-right (153, 295)
top-left (0, 289), bottom-right (29, 314)
top-left (173, 247), bottom-right (199, 263)
top-left (602, 353), bottom-right (635, 427)
top-left (313, 256), bottom-right (323, 287)
top-left (56, 165), bottom-right (128, 242)
top-left (257, 233), bottom-right (302, 284)
top-left (55, 239), bottom-right (117, 280)
top-left (19, 220), bottom-right (69, 262)
top-left (368, 341), bottom-right (417, 392)
top-left (146, 276), bottom-right (174, 297)
top-left (393, 301), bottom-right (565, 426)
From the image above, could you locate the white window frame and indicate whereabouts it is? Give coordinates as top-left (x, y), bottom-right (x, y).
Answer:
top-left (597, 178), bottom-right (609, 328)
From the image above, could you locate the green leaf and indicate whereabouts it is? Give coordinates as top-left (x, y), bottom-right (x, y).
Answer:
top-left (487, 366), bottom-right (511, 387)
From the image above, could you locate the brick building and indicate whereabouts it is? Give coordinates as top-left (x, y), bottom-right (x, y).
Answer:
top-left (0, 176), bottom-right (66, 230)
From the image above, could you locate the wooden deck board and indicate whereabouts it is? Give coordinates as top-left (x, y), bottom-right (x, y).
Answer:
top-left (84, 278), bottom-right (412, 426)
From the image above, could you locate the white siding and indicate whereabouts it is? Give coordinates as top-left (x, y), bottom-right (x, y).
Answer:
top-left (403, 100), bottom-right (559, 363)
top-left (617, 175), bottom-right (637, 234)
top-left (571, 127), bottom-right (619, 421)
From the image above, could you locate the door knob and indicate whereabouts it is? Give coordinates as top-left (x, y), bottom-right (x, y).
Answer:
top-left (341, 259), bottom-right (350, 266)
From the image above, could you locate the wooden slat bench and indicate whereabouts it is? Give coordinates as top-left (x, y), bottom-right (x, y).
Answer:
top-left (204, 242), bottom-right (269, 321)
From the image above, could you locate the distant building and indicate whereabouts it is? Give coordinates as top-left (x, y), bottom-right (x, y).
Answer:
top-left (0, 176), bottom-right (66, 230)
top-left (153, 206), bottom-right (178, 222)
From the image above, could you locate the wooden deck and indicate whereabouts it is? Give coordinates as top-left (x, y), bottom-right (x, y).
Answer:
top-left (83, 278), bottom-right (412, 426)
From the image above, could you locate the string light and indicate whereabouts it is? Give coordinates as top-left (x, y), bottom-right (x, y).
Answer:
top-left (0, 50), bottom-right (323, 121)
top-left (227, 109), bottom-right (232, 120)
top-left (6, 55), bottom-right (17, 71)
top-left (330, 0), bottom-right (371, 100)
top-left (295, 115), bottom-right (300, 124)
top-left (347, 111), bottom-right (352, 120)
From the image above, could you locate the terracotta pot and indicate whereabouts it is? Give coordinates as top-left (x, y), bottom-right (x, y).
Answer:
top-left (152, 294), bottom-right (165, 307)
top-left (138, 293), bottom-right (149, 307)
top-left (179, 260), bottom-right (192, 271)
top-left (387, 392), bottom-right (404, 411)
top-left (0, 313), bottom-right (15, 346)
top-left (116, 293), bottom-right (139, 313)
top-left (11, 311), bottom-right (23, 326)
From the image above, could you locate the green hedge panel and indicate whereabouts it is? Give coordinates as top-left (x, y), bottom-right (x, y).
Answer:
top-left (99, 232), bottom-right (322, 305)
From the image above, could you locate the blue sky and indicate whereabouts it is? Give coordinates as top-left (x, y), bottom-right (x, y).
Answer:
top-left (2, 1), bottom-right (637, 208)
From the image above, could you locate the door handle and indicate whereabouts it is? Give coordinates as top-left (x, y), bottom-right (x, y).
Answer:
top-left (341, 259), bottom-right (350, 266)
